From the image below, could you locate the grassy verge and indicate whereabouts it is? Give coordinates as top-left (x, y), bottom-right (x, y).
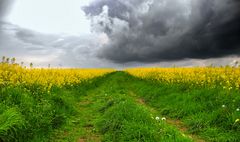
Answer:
top-left (0, 75), bottom-right (108, 142)
top-left (125, 72), bottom-right (240, 141)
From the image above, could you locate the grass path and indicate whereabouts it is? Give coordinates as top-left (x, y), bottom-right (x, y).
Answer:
top-left (129, 91), bottom-right (205, 142)
top-left (50, 72), bottom-right (208, 142)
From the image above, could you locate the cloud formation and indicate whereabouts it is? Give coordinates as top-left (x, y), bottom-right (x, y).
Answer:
top-left (0, 22), bottom-right (118, 68)
top-left (1, 0), bottom-right (118, 68)
top-left (83, 0), bottom-right (240, 63)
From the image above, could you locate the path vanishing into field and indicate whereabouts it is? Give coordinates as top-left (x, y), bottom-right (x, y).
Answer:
top-left (50, 72), bottom-right (206, 142)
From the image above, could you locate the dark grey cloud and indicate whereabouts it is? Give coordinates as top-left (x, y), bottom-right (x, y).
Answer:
top-left (83, 0), bottom-right (131, 22)
top-left (83, 0), bottom-right (240, 63)
top-left (0, 23), bottom-right (238, 68)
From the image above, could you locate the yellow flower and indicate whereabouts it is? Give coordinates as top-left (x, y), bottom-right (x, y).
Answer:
top-left (126, 67), bottom-right (240, 90)
top-left (0, 62), bottom-right (114, 90)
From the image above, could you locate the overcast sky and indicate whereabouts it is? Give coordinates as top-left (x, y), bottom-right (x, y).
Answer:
top-left (0, 0), bottom-right (240, 68)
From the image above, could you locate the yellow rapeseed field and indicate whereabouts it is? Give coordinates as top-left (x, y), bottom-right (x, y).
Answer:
top-left (126, 67), bottom-right (240, 90)
top-left (0, 63), bottom-right (114, 91)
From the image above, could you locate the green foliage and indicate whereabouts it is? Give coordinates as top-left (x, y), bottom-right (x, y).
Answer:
top-left (97, 99), bottom-right (191, 142)
top-left (0, 107), bottom-right (25, 142)
top-left (1, 71), bottom-right (239, 142)
top-left (92, 72), bottom-right (192, 142)
top-left (126, 72), bottom-right (240, 141)
top-left (52, 72), bottom-right (192, 142)
top-left (0, 77), bottom-right (103, 141)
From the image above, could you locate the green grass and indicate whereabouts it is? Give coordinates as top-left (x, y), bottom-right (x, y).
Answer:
top-left (92, 72), bottom-right (191, 142)
top-left (0, 75), bottom-right (107, 142)
top-left (52, 72), bottom-right (191, 142)
top-left (125, 72), bottom-right (240, 141)
top-left (1, 71), bottom-right (239, 141)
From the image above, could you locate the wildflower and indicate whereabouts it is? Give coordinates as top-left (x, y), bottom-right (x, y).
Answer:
top-left (237, 108), bottom-right (240, 112)
top-left (155, 117), bottom-right (160, 121)
top-left (222, 105), bottom-right (226, 108)
top-left (161, 117), bottom-right (166, 121)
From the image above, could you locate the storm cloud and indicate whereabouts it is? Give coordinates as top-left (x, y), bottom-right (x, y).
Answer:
top-left (83, 0), bottom-right (240, 63)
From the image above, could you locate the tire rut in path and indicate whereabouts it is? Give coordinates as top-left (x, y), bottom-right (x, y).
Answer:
top-left (76, 91), bottom-right (103, 142)
top-left (77, 72), bottom-right (206, 142)
top-left (129, 91), bottom-right (206, 142)
top-left (54, 72), bottom-right (206, 142)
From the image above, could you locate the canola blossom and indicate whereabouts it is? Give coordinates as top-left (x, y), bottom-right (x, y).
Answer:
top-left (126, 67), bottom-right (240, 90)
top-left (0, 63), bottom-right (114, 91)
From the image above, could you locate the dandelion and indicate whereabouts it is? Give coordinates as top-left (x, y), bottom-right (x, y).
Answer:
top-left (155, 116), bottom-right (160, 121)
top-left (161, 117), bottom-right (166, 121)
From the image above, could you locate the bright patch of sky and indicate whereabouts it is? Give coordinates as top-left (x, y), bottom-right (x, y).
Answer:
top-left (7, 0), bottom-right (93, 35)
